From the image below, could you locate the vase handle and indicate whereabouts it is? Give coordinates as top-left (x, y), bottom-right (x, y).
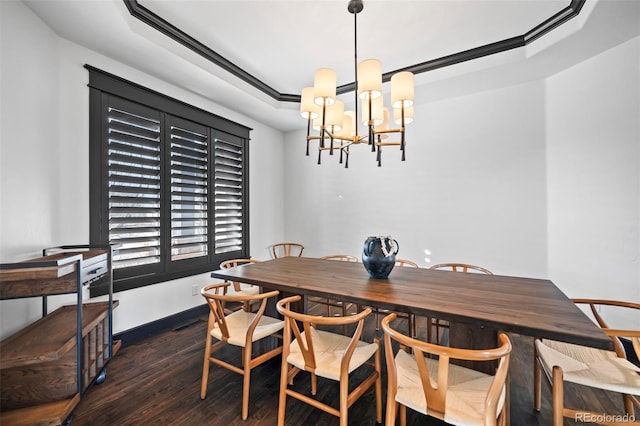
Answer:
top-left (364, 239), bottom-right (376, 257)
top-left (393, 239), bottom-right (399, 255)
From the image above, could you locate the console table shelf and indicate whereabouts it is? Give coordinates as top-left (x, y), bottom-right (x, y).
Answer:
top-left (0, 246), bottom-right (118, 426)
top-left (0, 394), bottom-right (81, 426)
top-left (1, 301), bottom-right (120, 368)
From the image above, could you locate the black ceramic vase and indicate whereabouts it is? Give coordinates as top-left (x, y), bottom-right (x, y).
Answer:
top-left (362, 236), bottom-right (399, 279)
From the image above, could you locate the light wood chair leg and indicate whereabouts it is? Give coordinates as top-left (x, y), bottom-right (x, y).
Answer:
top-left (242, 343), bottom-right (252, 420)
top-left (277, 361), bottom-right (289, 425)
top-left (200, 327), bottom-right (213, 399)
top-left (242, 370), bottom-right (250, 420)
top-left (505, 373), bottom-right (510, 425)
top-left (386, 400), bottom-right (397, 426)
top-left (340, 374), bottom-right (349, 426)
top-left (311, 372), bottom-right (317, 395)
top-left (552, 366), bottom-right (564, 426)
top-left (400, 404), bottom-right (407, 426)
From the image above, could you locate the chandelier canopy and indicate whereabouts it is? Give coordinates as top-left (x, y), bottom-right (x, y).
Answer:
top-left (300, 0), bottom-right (415, 168)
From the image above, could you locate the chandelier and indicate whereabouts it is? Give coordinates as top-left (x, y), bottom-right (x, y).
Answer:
top-left (300, 0), bottom-right (415, 168)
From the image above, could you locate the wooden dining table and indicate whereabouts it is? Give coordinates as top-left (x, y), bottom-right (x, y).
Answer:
top-left (210, 256), bottom-right (613, 355)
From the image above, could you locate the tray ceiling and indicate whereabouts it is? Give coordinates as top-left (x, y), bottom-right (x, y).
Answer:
top-left (22, 0), bottom-right (640, 131)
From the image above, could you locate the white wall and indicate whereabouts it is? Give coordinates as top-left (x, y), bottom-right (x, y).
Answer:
top-left (0, 1), bottom-right (285, 338)
top-left (0, 0), bottom-right (62, 335)
top-left (546, 37), bottom-right (640, 325)
top-left (284, 80), bottom-right (548, 279)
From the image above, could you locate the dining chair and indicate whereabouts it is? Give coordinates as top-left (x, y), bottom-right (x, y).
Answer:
top-left (395, 258), bottom-right (419, 268)
top-left (321, 254), bottom-right (359, 262)
top-left (430, 262), bottom-right (493, 274)
top-left (534, 299), bottom-right (640, 426)
top-left (311, 254), bottom-right (360, 320)
top-left (271, 242), bottom-right (305, 259)
top-left (382, 312), bottom-right (512, 426)
top-left (219, 258), bottom-right (261, 312)
top-left (276, 295), bottom-right (382, 426)
top-left (428, 262), bottom-right (493, 343)
top-left (200, 283), bottom-right (284, 420)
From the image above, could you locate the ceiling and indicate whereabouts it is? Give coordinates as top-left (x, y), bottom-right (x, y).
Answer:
top-left (23, 0), bottom-right (640, 132)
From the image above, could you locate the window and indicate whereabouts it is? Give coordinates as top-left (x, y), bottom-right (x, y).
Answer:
top-left (87, 66), bottom-right (251, 294)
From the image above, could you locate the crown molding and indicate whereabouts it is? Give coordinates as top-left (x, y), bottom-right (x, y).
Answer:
top-left (124, 0), bottom-right (586, 103)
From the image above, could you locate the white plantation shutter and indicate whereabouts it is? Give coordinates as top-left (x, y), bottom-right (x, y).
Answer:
top-left (107, 105), bottom-right (162, 270)
top-left (214, 134), bottom-right (245, 254)
top-left (170, 120), bottom-right (209, 261)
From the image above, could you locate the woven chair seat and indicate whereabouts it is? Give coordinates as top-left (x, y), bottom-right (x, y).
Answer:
top-left (288, 327), bottom-right (378, 380)
top-left (394, 349), bottom-right (506, 426)
top-left (536, 339), bottom-right (640, 395)
top-left (230, 284), bottom-right (260, 297)
top-left (211, 310), bottom-right (284, 346)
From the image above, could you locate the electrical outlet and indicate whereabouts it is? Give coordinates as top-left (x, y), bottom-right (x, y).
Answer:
top-left (192, 284), bottom-right (199, 296)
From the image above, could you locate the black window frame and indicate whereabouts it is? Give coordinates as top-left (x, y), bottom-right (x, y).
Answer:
top-left (87, 65), bottom-right (251, 295)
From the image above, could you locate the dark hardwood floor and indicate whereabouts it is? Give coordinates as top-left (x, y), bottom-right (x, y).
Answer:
top-left (70, 304), bottom-right (628, 425)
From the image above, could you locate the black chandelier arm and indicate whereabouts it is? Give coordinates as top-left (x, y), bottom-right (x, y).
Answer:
top-left (369, 125), bottom-right (376, 151)
top-left (324, 127), bottom-right (336, 141)
top-left (305, 117), bottom-right (312, 156)
top-left (338, 139), bottom-right (356, 150)
top-left (367, 95), bottom-right (374, 148)
top-left (400, 104), bottom-right (406, 156)
top-left (319, 101), bottom-right (328, 148)
top-left (329, 133), bottom-right (335, 155)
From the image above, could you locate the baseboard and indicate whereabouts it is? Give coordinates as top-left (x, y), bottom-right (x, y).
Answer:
top-left (114, 304), bottom-right (209, 346)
